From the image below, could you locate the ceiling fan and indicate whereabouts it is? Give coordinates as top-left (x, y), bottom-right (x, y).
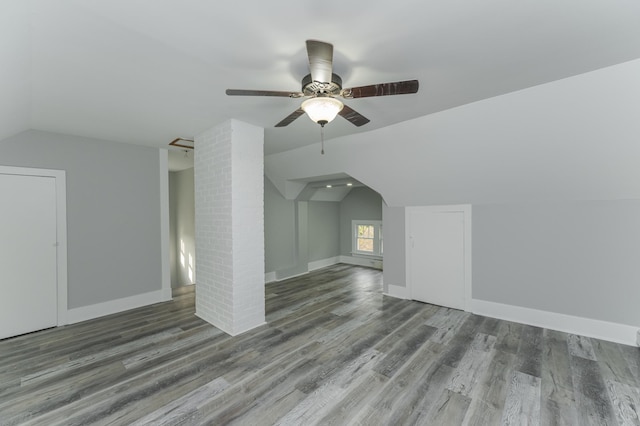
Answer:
top-left (226, 40), bottom-right (419, 129)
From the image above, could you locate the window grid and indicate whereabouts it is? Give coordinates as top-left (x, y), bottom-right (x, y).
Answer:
top-left (352, 220), bottom-right (383, 257)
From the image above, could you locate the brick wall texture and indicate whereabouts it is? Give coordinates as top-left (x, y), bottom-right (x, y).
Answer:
top-left (194, 119), bottom-right (265, 335)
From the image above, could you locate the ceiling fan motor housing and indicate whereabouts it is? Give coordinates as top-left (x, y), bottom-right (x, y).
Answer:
top-left (302, 73), bottom-right (342, 97)
top-left (226, 40), bottom-right (418, 128)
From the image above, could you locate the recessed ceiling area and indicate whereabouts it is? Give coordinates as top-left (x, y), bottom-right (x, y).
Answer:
top-left (291, 173), bottom-right (362, 188)
top-left (2, 1), bottom-right (640, 155)
top-left (290, 173), bottom-right (367, 202)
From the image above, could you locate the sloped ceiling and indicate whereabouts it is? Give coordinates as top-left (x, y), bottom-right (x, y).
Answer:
top-left (2, 0), bottom-right (640, 154)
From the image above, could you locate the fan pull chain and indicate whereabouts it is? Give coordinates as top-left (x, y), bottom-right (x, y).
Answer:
top-left (321, 125), bottom-right (325, 155)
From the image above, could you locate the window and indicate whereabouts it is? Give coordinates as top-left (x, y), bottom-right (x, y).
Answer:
top-left (352, 220), bottom-right (383, 257)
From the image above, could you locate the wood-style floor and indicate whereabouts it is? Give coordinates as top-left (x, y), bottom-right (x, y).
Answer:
top-left (1, 264), bottom-right (639, 425)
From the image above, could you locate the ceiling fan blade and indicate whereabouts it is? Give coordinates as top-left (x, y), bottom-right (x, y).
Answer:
top-left (338, 104), bottom-right (370, 127)
top-left (306, 40), bottom-right (333, 84)
top-left (341, 80), bottom-right (419, 99)
top-left (226, 89), bottom-right (303, 98)
top-left (275, 108), bottom-right (306, 127)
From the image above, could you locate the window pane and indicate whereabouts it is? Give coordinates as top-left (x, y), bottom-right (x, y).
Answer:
top-left (358, 225), bottom-right (374, 238)
top-left (352, 221), bottom-right (382, 256)
top-left (357, 237), bottom-right (374, 252)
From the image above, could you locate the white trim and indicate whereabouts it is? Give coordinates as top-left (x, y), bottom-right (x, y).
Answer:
top-left (162, 287), bottom-right (173, 300)
top-left (351, 219), bottom-right (383, 257)
top-left (55, 170), bottom-right (69, 325)
top-left (385, 284), bottom-right (410, 299)
top-left (276, 270), bottom-right (310, 281)
top-left (339, 255), bottom-right (383, 270)
top-left (228, 321), bottom-right (268, 337)
top-left (0, 166), bottom-right (68, 326)
top-left (308, 256), bottom-right (341, 271)
top-left (472, 298), bottom-right (639, 347)
top-left (159, 150), bottom-right (172, 301)
top-left (197, 315), bottom-right (267, 337)
top-left (267, 254), bottom-right (382, 283)
top-left (405, 204), bottom-right (472, 311)
top-left (464, 205), bottom-right (472, 312)
top-left (67, 289), bottom-right (167, 324)
top-left (265, 271), bottom-right (277, 283)
top-left (266, 257), bottom-right (343, 284)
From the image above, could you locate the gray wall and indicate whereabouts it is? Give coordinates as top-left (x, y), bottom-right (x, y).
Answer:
top-left (381, 204), bottom-right (406, 293)
top-left (0, 0), bottom-right (29, 142)
top-left (473, 200), bottom-right (640, 325)
top-left (264, 176), bottom-right (296, 273)
top-left (264, 59), bottom-right (640, 328)
top-left (339, 187), bottom-right (383, 256)
top-left (265, 177), bottom-right (352, 277)
top-left (0, 130), bottom-right (163, 308)
top-left (308, 201), bottom-right (340, 262)
top-left (264, 179), bottom-right (381, 277)
top-left (169, 168), bottom-right (195, 287)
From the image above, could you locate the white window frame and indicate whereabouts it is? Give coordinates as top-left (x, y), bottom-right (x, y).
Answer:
top-left (351, 220), bottom-right (383, 258)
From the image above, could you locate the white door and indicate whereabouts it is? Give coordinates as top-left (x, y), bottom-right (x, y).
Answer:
top-left (0, 173), bottom-right (58, 339)
top-left (407, 207), bottom-right (468, 310)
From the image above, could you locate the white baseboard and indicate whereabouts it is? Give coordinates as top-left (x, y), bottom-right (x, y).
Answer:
top-left (162, 287), bottom-right (173, 300)
top-left (339, 255), bottom-right (383, 270)
top-left (265, 271), bottom-right (277, 284)
top-left (472, 299), bottom-right (639, 347)
top-left (385, 284), bottom-right (410, 299)
top-left (265, 257), bottom-right (341, 284)
top-left (229, 321), bottom-right (268, 337)
top-left (308, 256), bottom-right (340, 271)
top-left (67, 289), bottom-right (169, 324)
top-left (195, 311), bottom-right (267, 337)
top-left (276, 270), bottom-right (309, 281)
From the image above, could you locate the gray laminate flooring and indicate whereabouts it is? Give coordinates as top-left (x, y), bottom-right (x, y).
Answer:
top-left (1, 264), bottom-right (639, 425)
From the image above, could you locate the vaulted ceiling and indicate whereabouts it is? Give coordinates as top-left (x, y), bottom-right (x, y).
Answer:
top-left (2, 0), bottom-right (640, 155)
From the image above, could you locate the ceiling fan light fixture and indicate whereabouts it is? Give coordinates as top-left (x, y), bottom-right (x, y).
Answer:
top-left (301, 97), bottom-right (344, 126)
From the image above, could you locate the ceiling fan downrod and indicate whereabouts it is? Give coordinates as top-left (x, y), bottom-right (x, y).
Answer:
top-left (225, 40), bottom-right (418, 130)
top-left (319, 121), bottom-right (327, 155)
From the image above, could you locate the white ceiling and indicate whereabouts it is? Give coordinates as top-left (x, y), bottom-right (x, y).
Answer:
top-left (2, 0), bottom-right (640, 155)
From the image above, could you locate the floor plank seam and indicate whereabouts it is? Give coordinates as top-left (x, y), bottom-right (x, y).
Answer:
top-left (1, 265), bottom-right (639, 425)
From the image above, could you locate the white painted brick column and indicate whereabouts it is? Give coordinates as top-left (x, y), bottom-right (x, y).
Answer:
top-left (194, 119), bottom-right (265, 335)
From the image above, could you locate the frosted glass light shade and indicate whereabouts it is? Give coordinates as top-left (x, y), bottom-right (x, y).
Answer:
top-left (301, 97), bottom-right (344, 124)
